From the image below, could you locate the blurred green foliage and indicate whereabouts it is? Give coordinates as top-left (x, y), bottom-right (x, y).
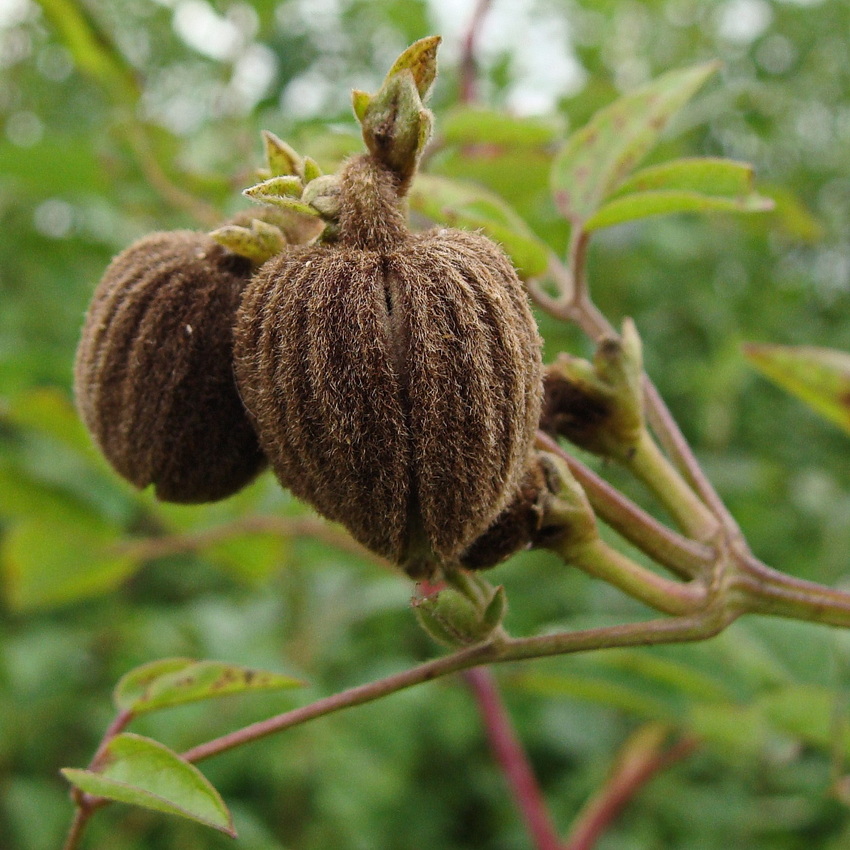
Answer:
top-left (3, 0), bottom-right (850, 847)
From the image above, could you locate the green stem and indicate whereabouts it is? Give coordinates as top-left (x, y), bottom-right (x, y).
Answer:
top-left (556, 537), bottom-right (708, 616)
top-left (734, 552), bottom-right (850, 629)
top-left (180, 611), bottom-right (731, 766)
top-left (541, 248), bottom-right (742, 540)
top-left (537, 431), bottom-right (713, 579)
top-left (61, 808), bottom-right (91, 850)
top-left (627, 429), bottom-right (719, 543)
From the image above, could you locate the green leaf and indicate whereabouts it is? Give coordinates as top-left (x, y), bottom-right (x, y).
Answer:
top-left (758, 685), bottom-right (849, 756)
top-left (743, 343), bottom-right (850, 436)
top-left (34, 0), bottom-right (139, 104)
top-left (441, 106), bottom-right (563, 150)
top-left (551, 62), bottom-right (720, 224)
top-left (62, 733), bottom-right (235, 837)
top-left (3, 387), bottom-right (95, 458)
top-left (593, 650), bottom-right (733, 703)
top-left (1, 517), bottom-right (136, 611)
top-left (584, 189), bottom-right (774, 231)
top-left (509, 671), bottom-right (673, 720)
top-left (612, 158), bottom-right (759, 198)
top-left (114, 658), bottom-right (303, 714)
top-left (410, 174), bottom-right (549, 278)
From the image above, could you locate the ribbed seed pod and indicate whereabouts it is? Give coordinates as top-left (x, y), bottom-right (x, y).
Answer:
top-left (235, 155), bottom-right (542, 574)
top-left (74, 230), bottom-right (267, 503)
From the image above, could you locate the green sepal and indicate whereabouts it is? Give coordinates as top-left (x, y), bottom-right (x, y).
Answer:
top-left (413, 585), bottom-right (503, 648)
top-left (245, 175), bottom-right (303, 200)
top-left (262, 130), bottom-right (303, 177)
top-left (209, 218), bottom-right (287, 264)
top-left (302, 155), bottom-right (323, 183)
top-left (355, 37), bottom-right (440, 187)
top-left (301, 174), bottom-right (341, 218)
top-left (537, 454), bottom-right (598, 556)
top-left (544, 319), bottom-right (644, 460)
top-left (352, 89), bottom-right (372, 122)
top-left (482, 585), bottom-right (508, 632)
top-left (383, 35), bottom-right (440, 100)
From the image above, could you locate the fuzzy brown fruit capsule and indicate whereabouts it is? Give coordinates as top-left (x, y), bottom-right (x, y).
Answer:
top-left (235, 155), bottom-right (542, 575)
top-left (74, 230), bottom-right (267, 503)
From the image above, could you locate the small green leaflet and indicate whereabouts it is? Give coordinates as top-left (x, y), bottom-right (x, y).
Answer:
top-left (743, 343), bottom-right (850, 436)
top-left (551, 62), bottom-right (720, 225)
top-left (582, 157), bottom-right (774, 230)
top-left (585, 190), bottom-right (773, 231)
top-left (62, 733), bottom-right (235, 837)
top-left (410, 174), bottom-right (549, 278)
top-left (114, 658), bottom-right (304, 714)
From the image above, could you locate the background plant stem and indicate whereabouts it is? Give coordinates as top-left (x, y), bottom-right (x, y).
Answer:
top-left (464, 668), bottom-right (563, 850)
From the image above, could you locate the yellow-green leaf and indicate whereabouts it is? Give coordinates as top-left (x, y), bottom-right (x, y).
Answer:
top-left (551, 62), bottom-right (720, 224)
top-left (62, 734), bottom-right (235, 837)
top-left (743, 343), bottom-right (850, 436)
top-left (114, 658), bottom-right (303, 714)
top-left (584, 189), bottom-right (773, 231)
top-left (611, 158), bottom-right (758, 198)
top-left (410, 174), bottom-right (549, 278)
top-left (1, 517), bottom-right (136, 611)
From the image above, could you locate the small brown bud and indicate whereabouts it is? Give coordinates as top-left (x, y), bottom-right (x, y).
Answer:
top-left (235, 155), bottom-right (542, 574)
top-left (74, 230), bottom-right (267, 503)
top-left (459, 460), bottom-right (547, 571)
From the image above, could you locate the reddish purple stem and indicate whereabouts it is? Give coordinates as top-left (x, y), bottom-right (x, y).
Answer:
top-left (464, 667), bottom-right (563, 850)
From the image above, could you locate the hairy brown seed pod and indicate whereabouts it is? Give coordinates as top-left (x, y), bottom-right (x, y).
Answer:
top-left (74, 230), bottom-right (267, 503)
top-left (235, 155), bottom-right (542, 575)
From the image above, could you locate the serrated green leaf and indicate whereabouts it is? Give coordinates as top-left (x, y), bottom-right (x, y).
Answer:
top-left (62, 733), bottom-right (235, 837)
top-left (441, 106), bottom-right (563, 149)
top-left (612, 158), bottom-right (758, 198)
top-left (551, 62), bottom-right (720, 224)
top-left (1, 517), bottom-right (136, 611)
top-left (410, 174), bottom-right (549, 278)
top-left (743, 343), bottom-right (850, 436)
top-left (584, 189), bottom-right (773, 231)
top-left (114, 658), bottom-right (303, 714)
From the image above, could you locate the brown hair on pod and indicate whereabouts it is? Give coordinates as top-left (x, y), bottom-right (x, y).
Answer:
top-left (74, 230), bottom-right (267, 503)
top-left (234, 154), bottom-right (542, 576)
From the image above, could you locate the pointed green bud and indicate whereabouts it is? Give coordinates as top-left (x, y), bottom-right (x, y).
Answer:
top-left (301, 174), bottom-right (340, 219)
top-left (536, 453), bottom-right (598, 555)
top-left (360, 71), bottom-right (433, 189)
top-left (413, 586), bottom-right (503, 648)
top-left (262, 130), bottom-right (302, 177)
top-left (540, 319), bottom-right (645, 461)
top-left (384, 35), bottom-right (440, 100)
top-left (482, 585), bottom-right (508, 632)
top-left (209, 219), bottom-right (286, 264)
top-left (302, 156), bottom-right (323, 183)
top-left (245, 175), bottom-right (304, 201)
top-left (352, 89), bottom-right (372, 122)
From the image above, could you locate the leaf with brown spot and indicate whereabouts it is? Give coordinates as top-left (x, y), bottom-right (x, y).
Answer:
top-left (743, 342), bottom-right (850, 436)
top-left (114, 658), bottom-right (304, 714)
top-left (551, 62), bottom-right (720, 225)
